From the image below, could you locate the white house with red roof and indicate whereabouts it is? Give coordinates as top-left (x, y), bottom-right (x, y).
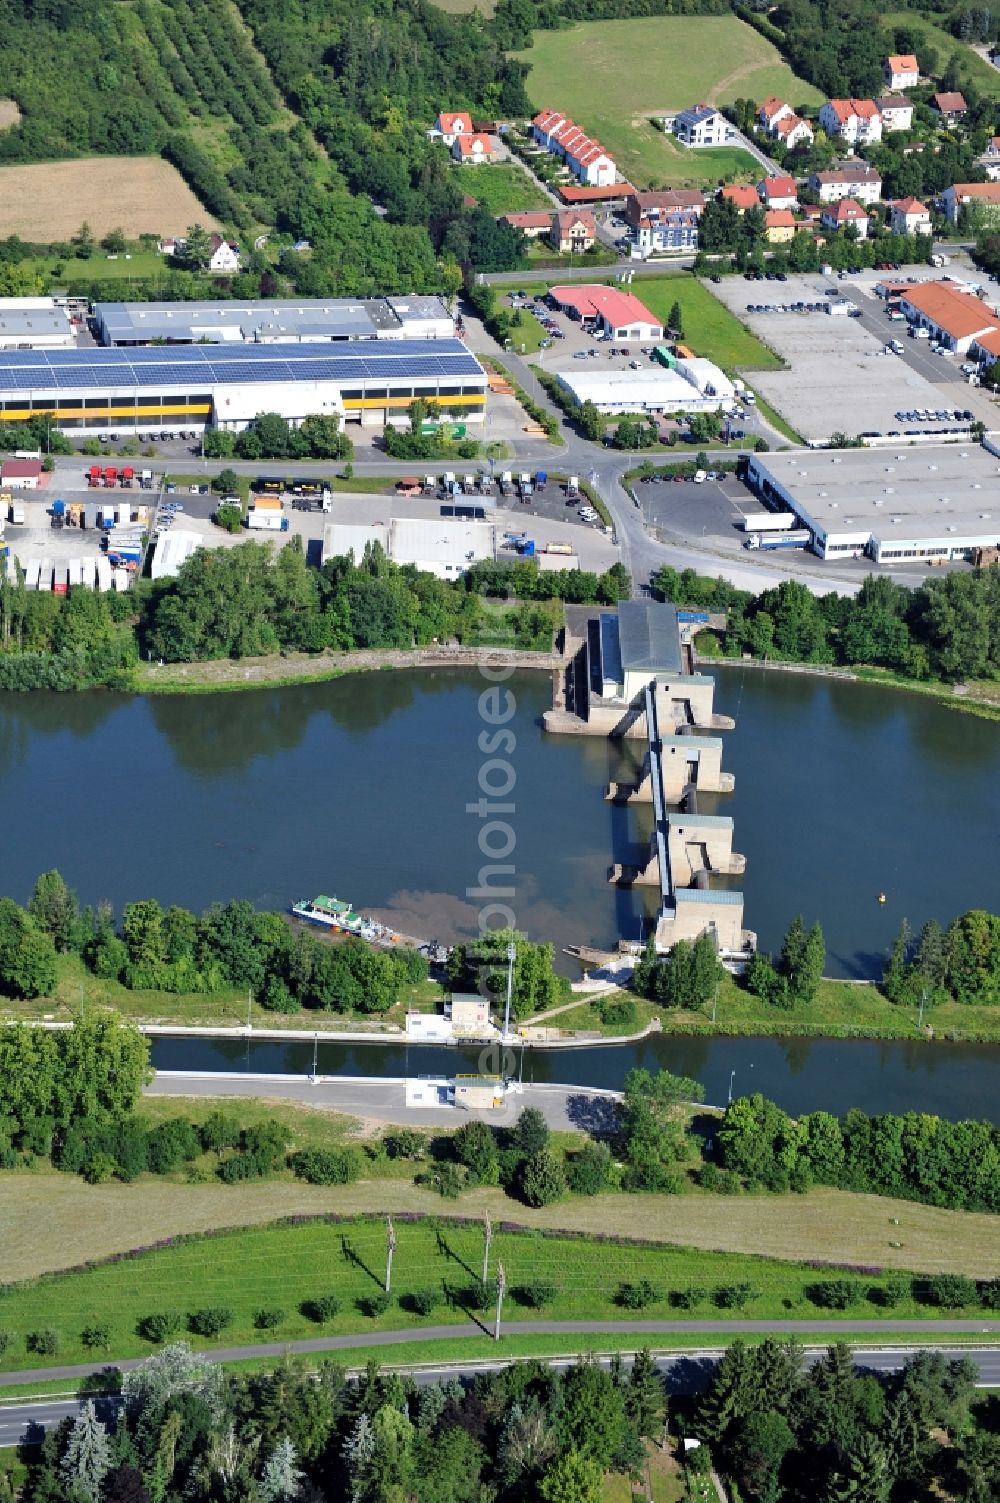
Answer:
top-left (452, 133), bottom-right (494, 164)
top-left (720, 184), bottom-right (759, 214)
top-left (820, 198), bottom-right (870, 237)
top-left (531, 111), bottom-right (617, 186)
top-left (818, 98), bottom-right (882, 145)
top-left (884, 53), bottom-right (919, 90)
top-left (888, 196), bottom-right (931, 235)
top-left (431, 111), bottom-right (474, 146)
top-left (758, 175), bottom-right (798, 211)
top-left (548, 284), bottom-right (662, 340)
top-left (757, 96), bottom-right (794, 132)
top-left (207, 235), bottom-right (241, 273)
top-left (0, 458), bottom-right (43, 489)
top-left (809, 163), bottom-right (882, 204)
top-left (773, 113), bottom-right (814, 148)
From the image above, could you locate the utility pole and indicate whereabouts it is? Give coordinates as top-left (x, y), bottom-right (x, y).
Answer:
top-left (482, 1213), bottom-right (492, 1285)
top-left (918, 987), bottom-right (927, 1030)
top-left (727, 1069), bottom-right (736, 1106)
top-left (494, 1261), bottom-right (506, 1342)
top-left (247, 989), bottom-right (252, 1033)
top-left (503, 940), bottom-right (516, 1045)
top-left (385, 1216), bottom-right (396, 1294)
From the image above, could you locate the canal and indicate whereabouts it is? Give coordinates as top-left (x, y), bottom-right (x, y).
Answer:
top-left (150, 1032), bottom-right (1000, 1123)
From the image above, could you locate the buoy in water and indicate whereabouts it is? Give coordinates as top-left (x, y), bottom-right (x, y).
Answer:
top-left (877, 891), bottom-right (887, 905)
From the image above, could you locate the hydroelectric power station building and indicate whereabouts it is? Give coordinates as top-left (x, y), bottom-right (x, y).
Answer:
top-left (0, 340), bottom-right (488, 435)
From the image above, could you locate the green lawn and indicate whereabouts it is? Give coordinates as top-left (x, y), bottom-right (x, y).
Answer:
top-left (517, 17), bottom-right (822, 187)
top-left (882, 12), bottom-right (1000, 98)
top-left (25, 249), bottom-right (167, 285)
top-left (456, 162), bottom-right (549, 213)
top-left (0, 1213), bottom-right (978, 1372)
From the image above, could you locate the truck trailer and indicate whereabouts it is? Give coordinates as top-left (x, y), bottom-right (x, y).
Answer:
top-left (740, 512), bottom-right (797, 533)
top-left (745, 529), bottom-right (813, 551)
top-left (247, 510), bottom-right (290, 531)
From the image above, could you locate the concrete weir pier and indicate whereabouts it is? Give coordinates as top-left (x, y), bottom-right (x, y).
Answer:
top-left (545, 600), bottom-right (754, 963)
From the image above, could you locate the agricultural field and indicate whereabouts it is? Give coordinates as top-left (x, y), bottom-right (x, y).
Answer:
top-left (516, 17), bottom-right (822, 186)
top-left (455, 161), bottom-right (550, 213)
top-left (0, 158), bottom-right (219, 241)
top-left (0, 1211), bottom-right (988, 1371)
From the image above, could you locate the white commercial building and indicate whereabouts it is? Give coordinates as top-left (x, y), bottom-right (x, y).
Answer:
top-left (556, 361), bottom-right (734, 415)
top-left (0, 296), bottom-right (75, 349)
top-left (150, 528), bottom-right (204, 580)
top-left (322, 516), bottom-right (497, 578)
top-left (95, 296), bottom-right (455, 346)
top-left (746, 444), bottom-right (1000, 563)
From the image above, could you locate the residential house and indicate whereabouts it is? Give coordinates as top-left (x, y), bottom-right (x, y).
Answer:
top-left (899, 280), bottom-right (999, 352)
top-left (976, 136), bottom-right (1000, 180)
top-left (207, 235), bottom-right (240, 273)
top-left (531, 110), bottom-right (617, 186)
top-left (764, 209), bottom-right (797, 244)
top-left (774, 112), bottom-right (814, 148)
top-left (502, 211), bottom-right (551, 239)
top-left (157, 238), bottom-right (180, 256)
top-left (940, 181), bottom-right (1000, 224)
top-left (932, 91), bottom-right (968, 121)
top-left (877, 95), bottom-right (914, 132)
top-left (624, 190), bottom-right (705, 255)
top-left (888, 196), bottom-right (931, 234)
top-left (451, 133), bottom-right (494, 163)
top-left (673, 104), bottom-right (731, 147)
top-left (550, 210), bottom-right (596, 253)
top-left (821, 198), bottom-right (870, 237)
top-left (720, 184), bottom-right (760, 214)
top-left (818, 98), bottom-right (883, 145)
top-left (809, 163), bottom-right (882, 204)
top-left (431, 111), bottom-right (473, 145)
top-left (883, 53), bottom-right (919, 90)
top-left (757, 96), bottom-right (794, 132)
top-left (759, 175), bottom-right (798, 211)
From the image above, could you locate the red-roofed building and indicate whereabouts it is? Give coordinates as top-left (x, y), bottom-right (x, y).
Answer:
top-left (940, 181), bottom-right (1000, 223)
top-left (501, 211), bottom-right (551, 238)
top-left (549, 284), bottom-right (663, 340)
top-left (432, 111), bottom-right (473, 145)
top-left (720, 184), bottom-right (759, 214)
top-left (550, 210), bottom-right (596, 253)
top-left (531, 111), bottom-right (617, 186)
top-left (773, 112), bottom-right (814, 148)
top-left (759, 175), bottom-right (798, 210)
top-left (451, 132), bottom-right (494, 163)
top-left (933, 91), bottom-right (967, 119)
top-left (884, 53), bottom-right (919, 90)
top-left (888, 196), bottom-right (931, 234)
top-left (764, 209), bottom-right (797, 243)
top-left (970, 326), bottom-right (1000, 362)
top-left (900, 280), bottom-right (999, 352)
top-left (0, 458), bottom-right (43, 489)
top-left (820, 198), bottom-right (870, 237)
top-left (819, 98), bottom-right (882, 144)
top-left (757, 96), bottom-right (793, 131)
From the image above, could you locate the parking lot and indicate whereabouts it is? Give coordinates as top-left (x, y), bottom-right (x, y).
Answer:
top-left (709, 272), bottom-right (1000, 441)
top-left (505, 291), bottom-right (664, 378)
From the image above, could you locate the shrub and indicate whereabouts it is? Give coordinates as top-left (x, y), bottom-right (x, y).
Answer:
top-left (254, 1308), bottom-right (286, 1330)
top-left (980, 1277), bottom-right (1000, 1310)
top-left (81, 1324), bottom-right (110, 1350)
top-left (405, 1288), bottom-right (439, 1316)
top-left (598, 997), bottom-right (637, 1028)
top-left (146, 1118), bottom-right (201, 1174)
top-left (199, 1112), bottom-right (241, 1152)
top-left (617, 1280), bottom-right (657, 1309)
top-left (452, 1121), bottom-right (498, 1182)
top-left (714, 1284), bottom-right (756, 1309)
top-left (514, 1280), bottom-right (556, 1309)
top-left (918, 1273), bottom-right (978, 1308)
top-left (670, 1287), bottom-right (707, 1310)
top-left (301, 1295), bottom-right (340, 1324)
top-left (242, 1120), bottom-right (291, 1166)
top-left (567, 1142), bottom-right (612, 1196)
top-left (517, 1149), bottom-right (567, 1208)
top-left (290, 1148), bottom-right (362, 1185)
top-left (217, 1151), bottom-right (270, 1183)
top-left (871, 1275), bottom-right (911, 1309)
top-left (511, 1107), bottom-right (550, 1158)
top-left (84, 1151), bottom-right (119, 1185)
top-left (425, 1162), bottom-right (468, 1198)
top-left (138, 1312), bottom-right (181, 1343)
top-left (187, 1307), bottom-right (233, 1336)
top-left (384, 1129), bottom-right (426, 1160)
top-left (358, 1291), bottom-right (391, 1318)
top-left (460, 1282), bottom-right (494, 1313)
top-left (809, 1279), bottom-right (860, 1310)
top-left (0, 1331), bottom-right (10, 1355)
top-left (28, 1329), bottom-right (60, 1355)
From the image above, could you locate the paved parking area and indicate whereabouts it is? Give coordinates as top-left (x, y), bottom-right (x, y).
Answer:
top-left (708, 272), bottom-right (1000, 441)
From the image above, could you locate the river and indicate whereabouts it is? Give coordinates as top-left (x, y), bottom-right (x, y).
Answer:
top-left (1, 665), bottom-right (997, 976)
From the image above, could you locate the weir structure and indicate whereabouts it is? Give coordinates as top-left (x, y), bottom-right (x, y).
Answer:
top-left (545, 599), bottom-right (755, 962)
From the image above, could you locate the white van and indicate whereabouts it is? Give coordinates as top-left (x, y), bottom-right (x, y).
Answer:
top-left (693, 470), bottom-right (707, 484)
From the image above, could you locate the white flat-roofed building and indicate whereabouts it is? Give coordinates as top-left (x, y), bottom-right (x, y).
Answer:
top-left (555, 367), bottom-right (733, 415)
top-left (322, 516), bottom-right (496, 578)
top-left (95, 296), bottom-right (455, 347)
top-left (0, 297), bottom-right (75, 349)
top-left (746, 444), bottom-right (1000, 563)
top-left (675, 357), bottom-right (735, 403)
top-left (150, 528), bottom-right (204, 580)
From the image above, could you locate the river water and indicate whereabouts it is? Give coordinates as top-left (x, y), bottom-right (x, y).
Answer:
top-left (1, 665), bottom-right (997, 975)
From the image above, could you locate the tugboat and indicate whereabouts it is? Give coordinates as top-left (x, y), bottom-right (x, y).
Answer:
top-left (291, 895), bottom-right (365, 934)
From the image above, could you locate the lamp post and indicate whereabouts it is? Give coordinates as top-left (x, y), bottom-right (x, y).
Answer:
top-left (385, 1216), bottom-right (396, 1294)
top-left (494, 1261), bottom-right (506, 1342)
top-left (727, 1069), bottom-right (736, 1105)
top-left (503, 940), bottom-right (516, 1045)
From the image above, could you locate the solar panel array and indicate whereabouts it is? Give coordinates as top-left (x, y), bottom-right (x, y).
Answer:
top-left (0, 340), bottom-right (484, 394)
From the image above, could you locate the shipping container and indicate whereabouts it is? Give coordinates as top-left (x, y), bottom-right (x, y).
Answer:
top-left (8, 504), bottom-right (24, 525)
top-left (78, 558), bottom-right (96, 590)
top-left (23, 559), bottom-right (41, 591)
top-left (36, 561), bottom-right (53, 592)
top-left (95, 557), bottom-right (113, 591)
top-left (83, 504), bottom-right (98, 530)
top-left (112, 569), bottom-right (131, 592)
top-left (53, 565), bottom-right (69, 596)
top-left (67, 559), bottom-right (83, 589)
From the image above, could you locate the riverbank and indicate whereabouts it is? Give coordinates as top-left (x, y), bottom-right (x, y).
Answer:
top-left (132, 642), bottom-right (565, 695)
top-left (694, 645), bottom-right (1000, 722)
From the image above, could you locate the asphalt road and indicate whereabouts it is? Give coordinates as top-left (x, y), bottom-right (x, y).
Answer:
top-left (3, 1339), bottom-right (999, 1444)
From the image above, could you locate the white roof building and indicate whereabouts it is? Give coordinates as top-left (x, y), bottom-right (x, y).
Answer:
top-left (0, 296), bottom-right (74, 349)
top-left (150, 528), bottom-right (204, 580)
top-left (322, 516), bottom-right (496, 578)
top-left (556, 366), bottom-right (734, 415)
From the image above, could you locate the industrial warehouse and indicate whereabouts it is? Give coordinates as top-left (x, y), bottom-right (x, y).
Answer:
top-left (93, 295), bottom-right (456, 347)
top-left (555, 357), bottom-right (735, 415)
top-left (0, 339), bottom-right (488, 434)
top-left (746, 443), bottom-right (1000, 563)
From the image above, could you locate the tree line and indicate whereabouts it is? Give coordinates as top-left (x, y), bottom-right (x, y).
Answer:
top-left (653, 564), bottom-right (1000, 684)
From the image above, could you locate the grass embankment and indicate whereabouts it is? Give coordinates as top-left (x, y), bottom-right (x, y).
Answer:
top-left (0, 1209), bottom-right (996, 1373)
top-left (553, 972), bottom-right (1000, 1044)
top-left (516, 17), bottom-right (821, 187)
top-left (5, 1165), bottom-right (1000, 1287)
